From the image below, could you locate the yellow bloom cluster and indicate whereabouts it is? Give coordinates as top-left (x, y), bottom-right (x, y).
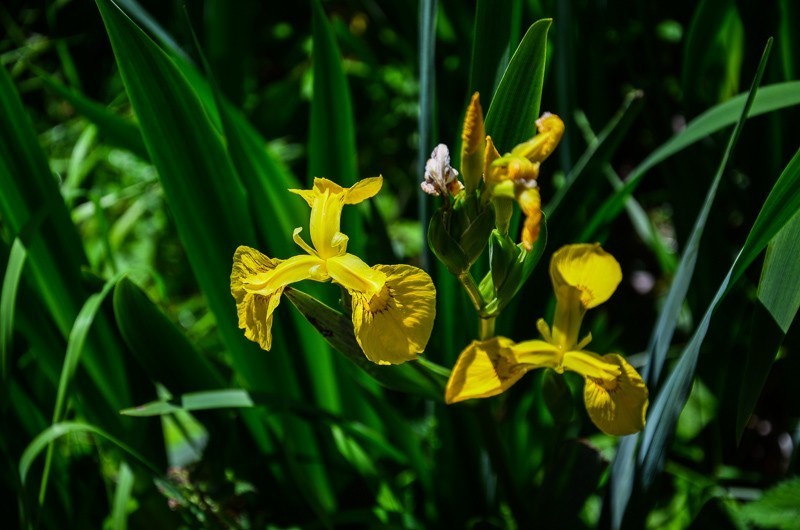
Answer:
top-left (445, 243), bottom-right (649, 436)
top-left (231, 177), bottom-right (436, 365)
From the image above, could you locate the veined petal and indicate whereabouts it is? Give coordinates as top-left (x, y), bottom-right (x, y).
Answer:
top-left (351, 264), bottom-right (436, 365)
top-left (327, 253), bottom-right (386, 300)
top-left (344, 176), bottom-right (383, 204)
top-left (550, 243), bottom-right (622, 309)
top-left (582, 353), bottom-right (648, 436)
top-left (231, 247), bottom-right (326, 351)
top-left (445, 337), bottom-right (528, 403)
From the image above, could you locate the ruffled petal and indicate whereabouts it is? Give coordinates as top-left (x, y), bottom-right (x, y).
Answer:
top-left (446, 337), bottom-right (528, 403)
top-left (230, 247), bottom-right (326, 351)
top-left (550, 243), bottom-right (622, 309)
top-left (582, 353), bottom-right (649, 436)
top-left (350, 264), bottom-right (436, 365)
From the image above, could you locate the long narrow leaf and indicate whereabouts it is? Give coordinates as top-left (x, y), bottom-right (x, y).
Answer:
top-left (1, 239), bottom-right (26, 381)
top-left (484, 19), bottom-right (551, 152)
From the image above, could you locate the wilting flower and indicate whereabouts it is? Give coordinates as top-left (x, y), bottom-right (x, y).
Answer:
top-left (231, 176), bottom-right (436, 365)
top-left (445, 243), bottom-right (648, 436)
top-left (421, 144), bottom-right (464, 197)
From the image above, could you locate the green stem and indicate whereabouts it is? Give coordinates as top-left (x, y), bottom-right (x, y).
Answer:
top-left (478, 317), bottom-right (496, 340)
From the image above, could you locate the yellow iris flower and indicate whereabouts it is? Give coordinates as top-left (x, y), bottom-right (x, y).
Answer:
top-left (445, 243), bottom-right (648, 436)
top-left (230, 176), bottom-right (436, 365)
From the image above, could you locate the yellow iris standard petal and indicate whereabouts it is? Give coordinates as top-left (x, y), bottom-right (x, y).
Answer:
top-left (582, 353), bottom-right (649, 436)
top-left (230, 246), bottom-right (327, 351)
top-left (344, 176), bottom-right (383, 204)
top-left (350, 264), bottom-right (435, 365)
top-left (326, 253), bottom-right (386, 300)
top-left (550, 243), bottom-right (622, 309)
top-left (445, 337), bottom-right (524, 403)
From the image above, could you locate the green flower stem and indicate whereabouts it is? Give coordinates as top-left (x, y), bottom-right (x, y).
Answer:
top-left (478, 317), bottom-right (496, 340)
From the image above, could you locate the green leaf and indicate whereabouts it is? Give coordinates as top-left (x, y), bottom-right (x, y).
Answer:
top-left (284, 288), bottom-right (446, 401)
top-left (111, 462), bottom-right (135, 530)
top-left (484, 19), bottom-right (551, 152)
top-left (40, 273), bottom-right (124, 505)
top-left (580, 80), bottom-right (800, 241)
top-left (20, 421), bottom-right (160, 487)
top-left (112, 278), bottom-right (225, 394)
top-left (1, 238), bottom-right (26, 381)
top-left (35, 70), bottom-right (149, 160)
top-left (682, 0), bottom-right (744, 109)
top-left (468, 0), bottom-right (519, 99)
top-left (757, 211), bottom-right (800, 333)
top-left (740, 477), bottom-right (800, 530)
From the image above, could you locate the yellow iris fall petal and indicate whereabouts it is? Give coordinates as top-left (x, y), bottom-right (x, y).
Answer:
top-left (231, 176), bottom-right (436, 365)
top-left (351, 265), bottom-right (437, 365)
top-left (445, 243), bottom-right (649, 436)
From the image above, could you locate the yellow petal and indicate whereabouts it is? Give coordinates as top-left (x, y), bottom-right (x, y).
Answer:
top-left (510, 112), bottom-right (565, 163)
top-left (550, 243), bottom-right (622, 309)
top-left (312, 177), bottom-right (345, 195)
top-left (231, 248), bottom-right (327, 351)
top-left (562, 349), bottom-right (620, 382)
top-left (582, 353), bottom-right (648, 436)
top-left (344, 176), bottom-right (383, 204)
top-left (327, 252), bottom-right (386, 300)
top-left (351, 264), bottom-right (436, 365)
top-left (488, 155), bottom-right (540, 184)
top-left (508, 339), bottom-right (560, 369)
top-left (287, 188), bottom-right (316, 207)
top-left (483, 135), bottom-right (501, 182)
top-left (308, 189), bottom-right (347, 258)
top-left (445, 337), bottom-right (526, 403)
top-left (517, 186), bottom-right (542, 251)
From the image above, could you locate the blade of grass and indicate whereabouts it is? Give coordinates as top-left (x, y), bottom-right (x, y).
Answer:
top-left (417, 0), bottom-right (437, 271)
top-left (1, 238), bottom-right (26, 381)
top-left (39, 273), bottom-right (124, 506)
top-left (579, 80), bottom-right (800, 241)
top-left (111, 461), bottom-right (134, 530)
top-left (484, 19), bottom-right (551, 152)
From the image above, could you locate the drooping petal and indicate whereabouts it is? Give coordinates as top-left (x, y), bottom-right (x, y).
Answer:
top-left (517, 185), bottom-right (542, 251)
top-left (231, 247), bottom-right (327, 351)
top-left (581, 353), bottom-right (648, 436)
top-left (350, 264), bottom-right (435, 365)
top-left (446, 337), bottom-right (529, 403)
top-left (550, 243), bottom-right (622, 309)
top-left (327, 252), bottom-right (386, 301)
top-left (510, 113), bottom-right (565, 163)
top-left (344, 176), bottom-right (383, 204)
top-left (508, 339), bottom-right (561, 369)
top-left (562, 349), bottom-right (620, 382)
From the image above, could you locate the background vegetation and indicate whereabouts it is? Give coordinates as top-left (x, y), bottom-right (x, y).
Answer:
top-left (1, 0), bottom-right (799, 528)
